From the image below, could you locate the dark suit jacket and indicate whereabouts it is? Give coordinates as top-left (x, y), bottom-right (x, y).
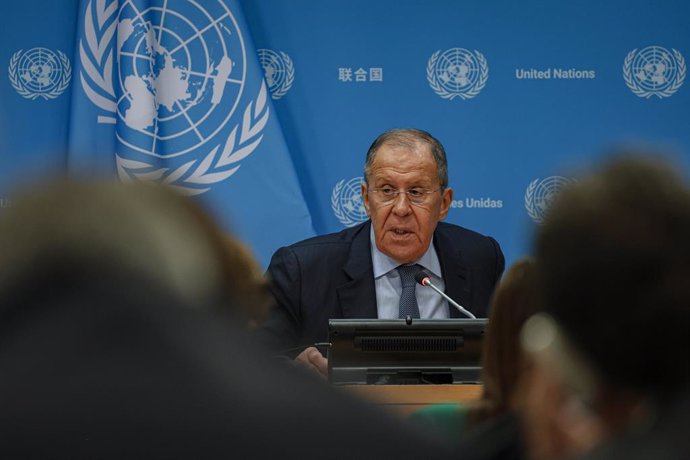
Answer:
top-left (263, 221), bottom-right (505, 351)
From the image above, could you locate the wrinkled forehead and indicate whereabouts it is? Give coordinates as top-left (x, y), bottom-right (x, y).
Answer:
top-left (367, 149), bottom-right (440, 187)
top-left (365, 135), bottom-right (440, 185)
top-left (379, 133), bottom-right (431, 153)
top-left (378, 136), bottom-right (432, 156)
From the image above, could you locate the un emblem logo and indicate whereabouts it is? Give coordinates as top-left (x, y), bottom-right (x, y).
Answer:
top-left (624, 46), bottom-right (686, 99)
top-left (524, 176), bottom-right (573, 224)
top-left (8, 48), bottom-right (71, 100)
top-left (79, 0), bottom-right (268, 195)
top-left (258, 49), bottom-right (294, 100)
top-left (427, 48), bottom-right (488, 100)
top-left (332, 177), bottom-right (368, 227)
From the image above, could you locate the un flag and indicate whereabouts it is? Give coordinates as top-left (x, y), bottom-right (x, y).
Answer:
top-left (68, 0), bottom-right (315, 267)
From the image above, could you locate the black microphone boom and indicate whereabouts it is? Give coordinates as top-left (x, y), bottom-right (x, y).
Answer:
top-left (414, 270), bottom-right (477, 319)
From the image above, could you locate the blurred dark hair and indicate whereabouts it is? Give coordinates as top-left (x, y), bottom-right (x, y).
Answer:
top-left (469, 257), bottom-right (538, 425)
top-left (535, 155), bottom-right (690, 397)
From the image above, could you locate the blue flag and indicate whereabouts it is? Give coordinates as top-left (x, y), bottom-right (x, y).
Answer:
top-left (69, 0), bottom-right (315, 267)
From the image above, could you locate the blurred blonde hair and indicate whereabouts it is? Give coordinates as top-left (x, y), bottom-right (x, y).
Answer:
top-left (0, 180), bottom-right (270, 326)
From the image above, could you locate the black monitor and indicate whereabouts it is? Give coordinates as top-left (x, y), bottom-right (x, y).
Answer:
top-left (327, 318), bottom-right (486, 385)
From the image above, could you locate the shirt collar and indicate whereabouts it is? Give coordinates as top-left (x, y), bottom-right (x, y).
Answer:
top-left (369, 225), bottom-right (442, 279)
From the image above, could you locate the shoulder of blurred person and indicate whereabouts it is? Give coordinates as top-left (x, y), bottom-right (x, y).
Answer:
top-left (578, 391), bottom-right (690, 460)
top-left (0, 264), bottom-right (453, 459)
top-left (408, 402), bottom-right (470, 445)
top-left (456, 411), bottom-right (527, 460)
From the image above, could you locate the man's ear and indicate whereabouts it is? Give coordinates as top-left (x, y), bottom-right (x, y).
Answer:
top-left (361, 182), bottom-right (371, 216)
top-left (439, 187), bottom-right (453, 220)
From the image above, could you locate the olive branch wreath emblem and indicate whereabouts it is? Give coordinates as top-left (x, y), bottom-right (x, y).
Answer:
top-left (524, 179), bottom-right (544, 224)
top-left (331, 178), bottom-right (367, 227)
top-left (269, 51), bottom-right (295, 100)
top-left (623, 47), bottom-right (686, 99)
top-left (524, 177), bottom-right (575, 225)
top-left (9, 49), bottom-right (71, 100)
top-left (427, 49), bottom-right (489, 100)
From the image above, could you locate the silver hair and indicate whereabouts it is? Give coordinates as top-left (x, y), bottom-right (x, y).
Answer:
top-left (364, 128), bottom-right (448, 188)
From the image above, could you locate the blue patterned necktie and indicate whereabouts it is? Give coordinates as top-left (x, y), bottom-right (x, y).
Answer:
top-left (397, 264), bottom-right (421, 318)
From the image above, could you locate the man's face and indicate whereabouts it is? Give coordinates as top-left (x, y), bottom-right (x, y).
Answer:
top-left (361, 143), bottom-right (452, 264)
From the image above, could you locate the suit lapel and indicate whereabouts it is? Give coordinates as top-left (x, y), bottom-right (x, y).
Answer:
top-left (337, 222), bottom-right (378, 319)
top-left (434, 226), bottom-right (472, 318)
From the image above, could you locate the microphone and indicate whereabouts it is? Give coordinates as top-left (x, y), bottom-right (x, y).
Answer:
top-left (414, 271), bottom-right (477, 319)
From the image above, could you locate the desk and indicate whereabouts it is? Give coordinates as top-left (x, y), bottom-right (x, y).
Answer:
top-left (339, 384), bottom-right (483, 416)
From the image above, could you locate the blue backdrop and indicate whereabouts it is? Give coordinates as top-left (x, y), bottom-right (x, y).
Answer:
top-left (1, 0), bottom-right (689, 269)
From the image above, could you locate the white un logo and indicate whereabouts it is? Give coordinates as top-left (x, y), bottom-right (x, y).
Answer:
top-left (624, 45), bottom-right (686, 99)
top-left (332, 177), bottom-right (368, 227)
top-left (8, 47), bottom-right (71, 100)
top-left (113, 1), bottom-right (245, 157)
top-left (524, 176), bottom-right (573, 224)
top-left (258, 48), bottom-right (294, 100)
top-left (79, 0), bottom-right (269, 195)
top-left (427, 48), bottom-right (489, 100)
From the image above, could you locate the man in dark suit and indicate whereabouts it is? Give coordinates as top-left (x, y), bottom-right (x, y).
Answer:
top-left (263, 128), bottom-right (505, 375)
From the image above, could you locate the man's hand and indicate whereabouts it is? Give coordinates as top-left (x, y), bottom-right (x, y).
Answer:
top-left (295, 347), bottom-right (328, 378)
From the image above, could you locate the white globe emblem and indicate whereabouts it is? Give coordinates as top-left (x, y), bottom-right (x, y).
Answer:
top-left (524, 176), bottom-right (573, 224)
top-left (624, 45), bottom-right (686, 99)
top-left (8, 47), bottom-right (71, 100)
top-left (258, 48), bottom-right (294, 100)
top-left (114, 0), bottom-right (246, 157)
top-left (80, 0), bottom-right (270, 195)
top-left (427, 48), bottom-right (489, 100)
top-left (332, 177), bottom-right (368, 227)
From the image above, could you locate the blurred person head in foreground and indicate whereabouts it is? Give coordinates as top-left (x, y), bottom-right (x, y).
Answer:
top-left (0, 179), bottom-right (450, 459)
top-left (521, 154), bottom-right (690, 460)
